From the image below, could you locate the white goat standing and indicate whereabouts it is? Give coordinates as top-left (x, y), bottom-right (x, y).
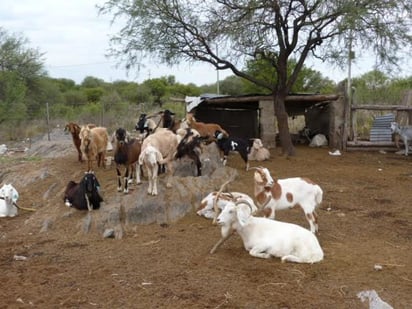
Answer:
top-left (247, 138), bottom-right (270, 161)
top-left (253, 167), bottom-right (323, 233)
top-left (0, 184), bottom-right (19, 217)
top-left (213, 200), bottom-right (324, 263)
top-left (390, 121), bottom-right (412, 156)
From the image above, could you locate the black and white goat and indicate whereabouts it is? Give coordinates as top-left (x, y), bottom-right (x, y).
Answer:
top-left (175, 128), bottom-right (202, 176)
top-left (64, 172), bottom-right (103, 211)
top-left (214, 130), bottom-right (250, 170)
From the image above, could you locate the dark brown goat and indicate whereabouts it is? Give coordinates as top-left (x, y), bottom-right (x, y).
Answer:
top-left (114, 128), bottom-right (142, 193)
top-left (64, 172), bottom-right (103, 211)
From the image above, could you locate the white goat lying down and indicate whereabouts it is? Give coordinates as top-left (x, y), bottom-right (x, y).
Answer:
top-left (197, 191), bottom-right (258, 219)
top-left (248, 138), bottom-right (270, 161)
top-left (212, 200), bottom-right (324, 263)
top-left (253, 166), bottom-right (323, 233)
top-left (390, 121), bottom-right (412, 156)
top-left (0, 184), bottom-right (19, 217)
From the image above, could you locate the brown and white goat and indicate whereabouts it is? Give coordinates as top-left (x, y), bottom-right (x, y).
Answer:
top-left (252, 167), bottom-right (323, 234)
top-left (79, 126), bottom-right (109, 171)
top-left (186, 113), bottom-right (229, 143)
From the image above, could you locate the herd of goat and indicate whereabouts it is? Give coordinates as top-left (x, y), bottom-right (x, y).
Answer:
top-left (2, 110), bottom-right (410, 263)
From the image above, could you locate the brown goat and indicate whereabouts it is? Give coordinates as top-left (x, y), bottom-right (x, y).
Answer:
top-left (79, 126), bottom-right (109, 171)
top-left (186, 113), bottom-right (229, 143)
top-left (65, 122), bottom-right (83, 162)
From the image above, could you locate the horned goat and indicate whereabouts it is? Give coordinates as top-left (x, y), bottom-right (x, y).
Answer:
top-left (212, 200), bottom-right (324, 263)
top-left (248, 138), bottom-right (270, 161)
top-left (252, 167), bottom-right (323, 234)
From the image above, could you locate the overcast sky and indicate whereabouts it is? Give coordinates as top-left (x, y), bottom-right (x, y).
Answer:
top-left (1, 0), bottom-right (410, 86)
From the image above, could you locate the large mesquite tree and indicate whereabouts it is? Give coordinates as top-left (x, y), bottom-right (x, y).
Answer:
top-left (100, 0), bottom-right (412, 155)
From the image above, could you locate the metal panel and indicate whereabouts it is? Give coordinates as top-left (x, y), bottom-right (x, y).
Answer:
top-left (370, 114), bottom-right (395, 142)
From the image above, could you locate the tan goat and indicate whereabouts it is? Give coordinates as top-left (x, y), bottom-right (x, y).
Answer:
top-left (79, 126), bottom-right (109, 171)
top-left (186, 113), bottom-right (229, 143)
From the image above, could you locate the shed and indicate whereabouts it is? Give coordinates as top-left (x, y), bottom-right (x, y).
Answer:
top-left (185, 93), bottom-right (343, 149)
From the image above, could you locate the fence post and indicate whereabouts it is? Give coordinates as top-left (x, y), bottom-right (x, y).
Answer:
top-left (46, 102), bottom-right (51, 141)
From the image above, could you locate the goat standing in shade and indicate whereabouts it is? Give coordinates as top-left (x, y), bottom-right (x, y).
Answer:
top-left (113, 127), bottom-right (142, 193)
top-left (214, 130), bottom-right (250, 170)
top-left (64, 172), bottom-right (103, 211)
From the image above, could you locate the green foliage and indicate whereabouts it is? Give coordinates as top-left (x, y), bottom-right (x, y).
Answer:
top-left (83, 87), bottom-right (105, 103)
top-left (0, 71), bottom-right (27, 124)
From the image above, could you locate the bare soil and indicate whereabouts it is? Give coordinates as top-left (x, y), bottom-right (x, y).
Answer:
top-left (0, 141), bottom-right (411, 309)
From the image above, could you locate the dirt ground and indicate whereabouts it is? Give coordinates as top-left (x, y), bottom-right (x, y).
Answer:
top-left (0, 140), bottom-right (411, 309)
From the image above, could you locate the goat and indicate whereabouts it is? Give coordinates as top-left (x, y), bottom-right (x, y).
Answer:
top-left (214, 130), bottom-right (250, 170)
top-left (248, 138), bottom-right (270, 161)
top-left (79, 126), bottom-right (109, 171)
top-left (252, 167), bottom-right (323, 234)
top-left (213, 200), bottom-right (324, 263)
top-left (63, 172), bottom-right (103, 211)
top-left (64, 122), bottom-right (83, 162)
top-left (390, 122), bottom-right (412, 156)
top-left (197, 191), bottom-right (257, 220)
top-left (357, 290), bottom-right (393, 309)
top-left (174, 128), bottom-right (202, 176)
top-left (186, 113), bottom-right (229, 143)
top-left (138, 129), bottom-right (180, 195)
top-left (0, 184), bottom-right (19, 217)
top-left (136, 113), bottom-right (159, 138)
top-left (113, 127), bottom-right (142, 193)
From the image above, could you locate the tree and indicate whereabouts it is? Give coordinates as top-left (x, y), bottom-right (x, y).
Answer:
top-left (100, 1), bottom-right (412, 155)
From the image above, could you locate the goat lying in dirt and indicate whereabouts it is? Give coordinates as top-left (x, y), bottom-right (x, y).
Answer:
top-left (212, 199), bottom-right (324, 263)
top-left (64, 172), bottom-right (103, 211)
top-left (248, 138), bottom-right (270, 161)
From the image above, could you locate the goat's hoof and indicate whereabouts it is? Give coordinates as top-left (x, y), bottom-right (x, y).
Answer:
top-left (117, 188), bottom-right (122, 192)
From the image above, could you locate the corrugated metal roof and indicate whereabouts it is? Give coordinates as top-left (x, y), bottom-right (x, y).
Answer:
top-left (370, 114), bottom-right (395, 142)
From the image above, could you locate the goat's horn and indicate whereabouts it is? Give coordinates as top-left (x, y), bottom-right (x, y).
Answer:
top-left (212, 178), bottom-right (233, 224)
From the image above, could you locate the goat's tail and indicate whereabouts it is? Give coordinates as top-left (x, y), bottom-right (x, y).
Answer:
top-left (315, 186), bottom-right (323, 205)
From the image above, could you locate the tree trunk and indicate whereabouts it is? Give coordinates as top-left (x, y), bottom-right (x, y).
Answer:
top-left (274, 94), bottom-right (295, 156)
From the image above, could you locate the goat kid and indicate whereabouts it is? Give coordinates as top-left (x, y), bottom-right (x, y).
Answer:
top-left (390, 122), bottom-right (412, 156)
top-left (253, 167), bottom-right (322, 233)
top-left (64, 172), bottom-right (103, 211)
top-left (0, 184), bottom-right (19, 217)
top-left (114, 128), bottom-right (142, 193)
top-left (213, 200), bottom-right (324, 263)
top-left (215, 130), bottom-right (250, 170)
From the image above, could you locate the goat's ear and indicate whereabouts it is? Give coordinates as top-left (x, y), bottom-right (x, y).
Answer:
top-left (236, 204), bottom-right (251, 227)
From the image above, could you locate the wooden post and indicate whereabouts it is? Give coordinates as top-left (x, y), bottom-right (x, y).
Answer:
top-left (46, 102), bottom-right (50, 141)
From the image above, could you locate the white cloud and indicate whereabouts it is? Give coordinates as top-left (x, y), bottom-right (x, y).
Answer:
top-left (1, 1), bottom-right (410, 86)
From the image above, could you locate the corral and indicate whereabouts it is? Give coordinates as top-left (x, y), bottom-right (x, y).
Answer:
top-left (0, 130), bottom-right (411, 308)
